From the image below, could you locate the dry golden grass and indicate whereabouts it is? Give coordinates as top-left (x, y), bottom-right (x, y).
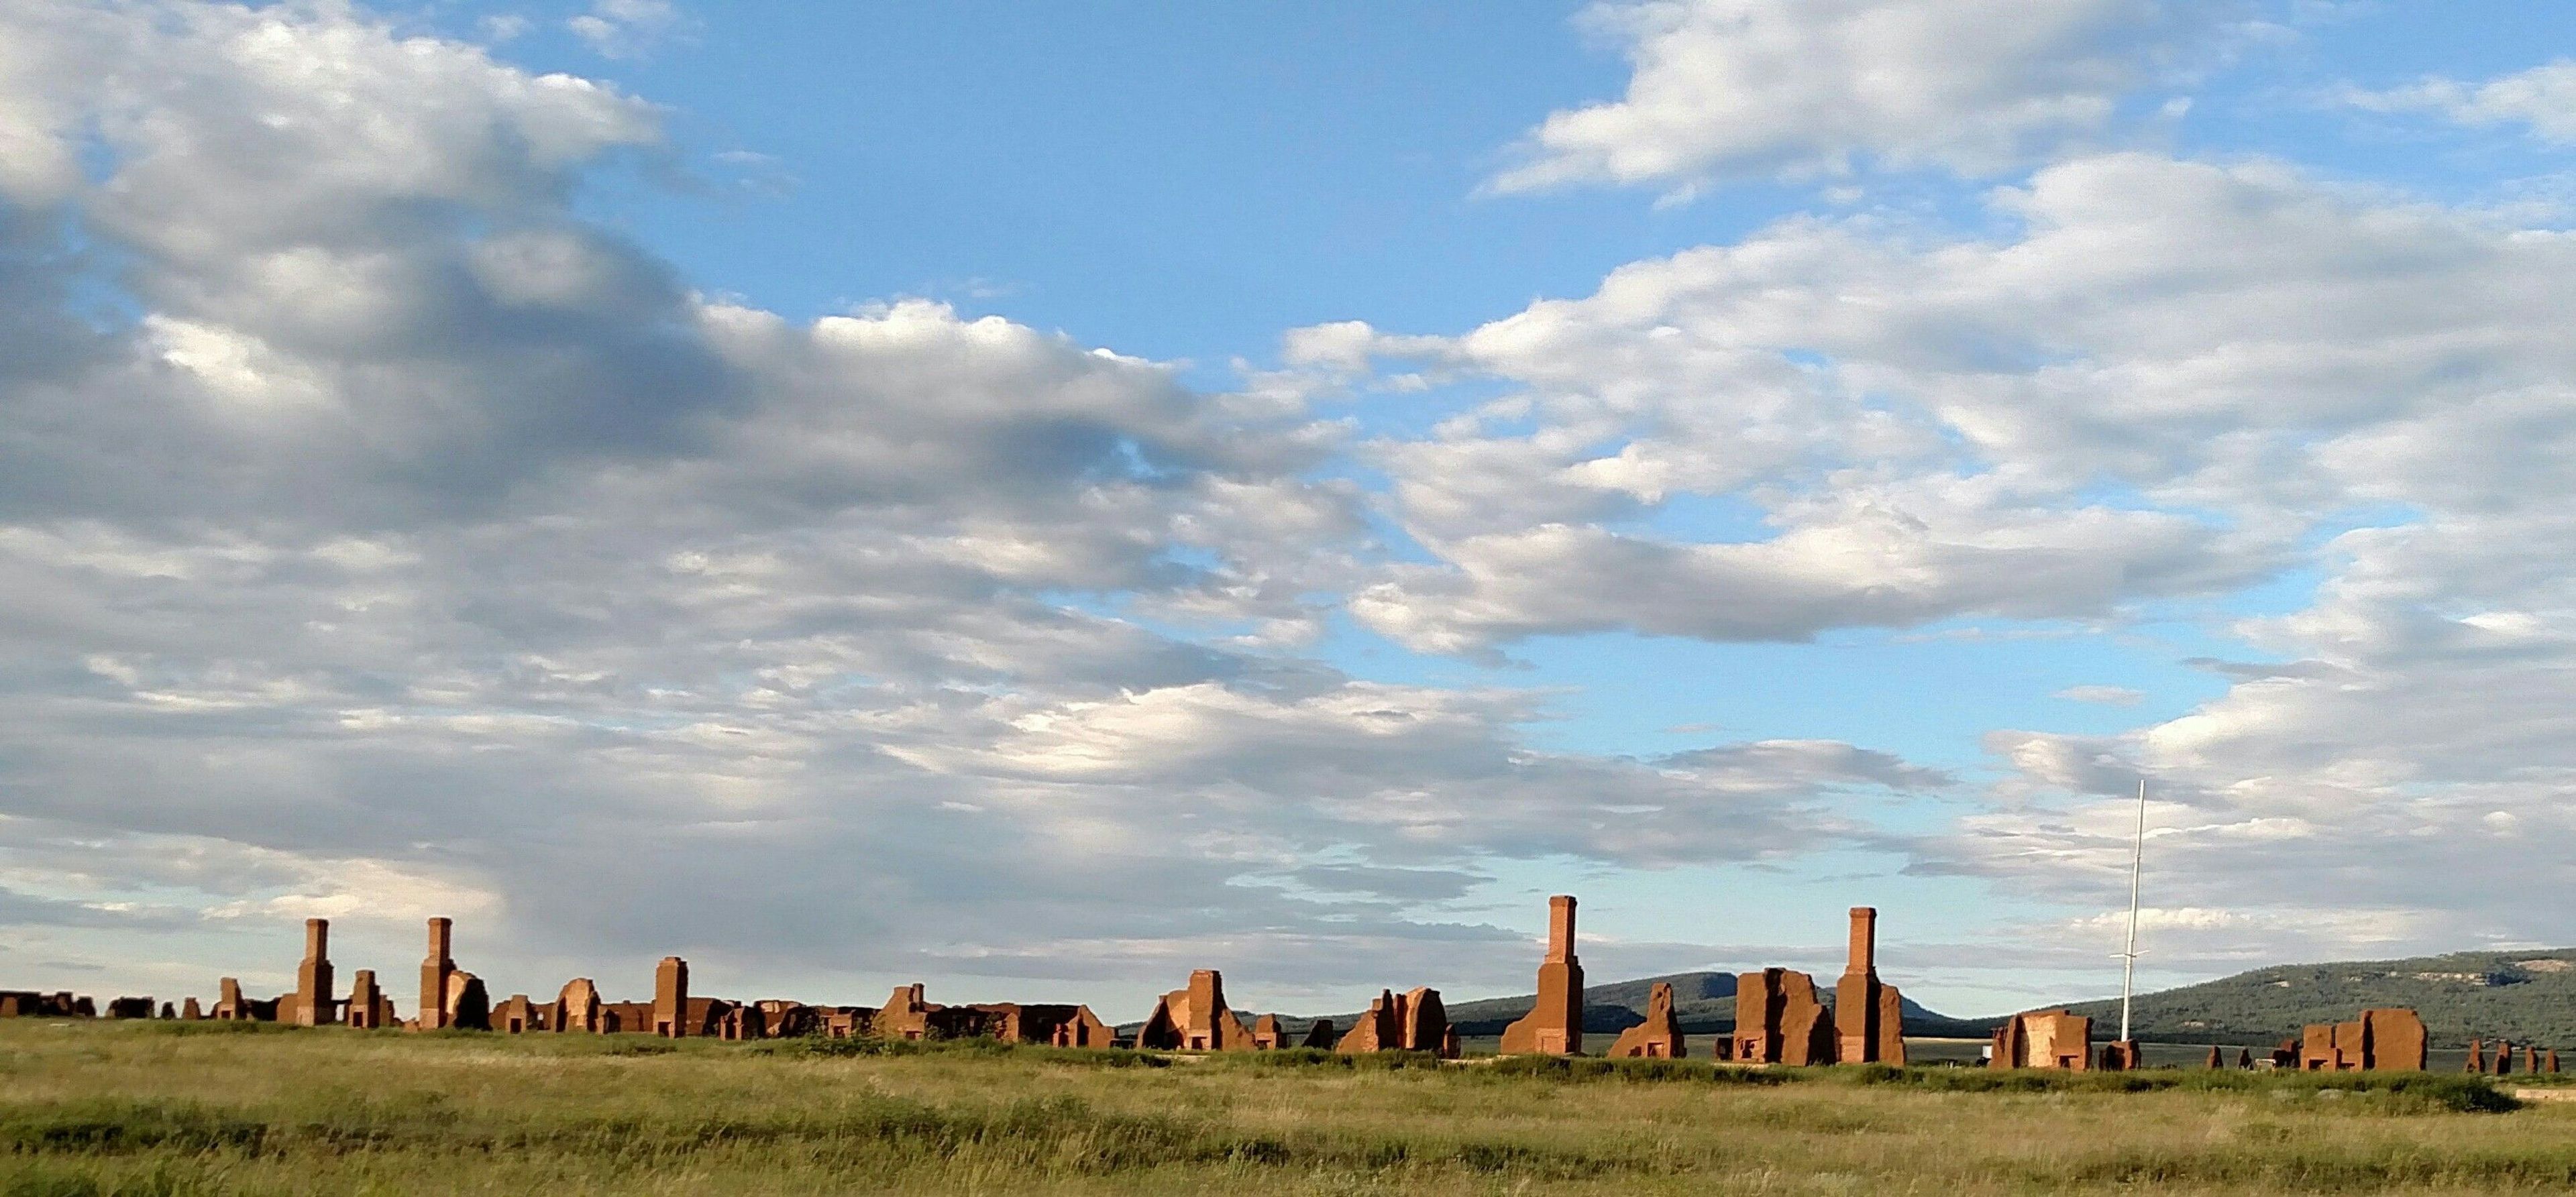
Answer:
top-left (2, 1020), bottom-right (2573, 1195)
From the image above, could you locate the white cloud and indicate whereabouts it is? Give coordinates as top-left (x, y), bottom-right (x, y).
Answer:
top-left (2056, 685), bottom-right (2145, 705)
top-left (0, 0), bottom-right (1966, 1008)
top-left (568, 0), bottom-right (692, 60)
top-left (1319, 152), bottom-right (2576, 657)
top-left (1493, 0), bottom-right (2245, 192)
top-left (1327, 147), bottom-right (2576, 960)
top-left (2346, 60), bottom-right (2576, 144)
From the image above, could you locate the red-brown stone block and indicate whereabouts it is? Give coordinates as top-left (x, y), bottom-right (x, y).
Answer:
top-left (1501, 895), bottom-right (1584, 1056)
top-left (1990, 1010), bottom-right (2090, 1070)
top-left (1136, 970), bottom-right (1255, 1051)
top-left (1737, 968), bottom-right (1835, 1065)
top-left (1607, 980), bottom-right (1684, 1059)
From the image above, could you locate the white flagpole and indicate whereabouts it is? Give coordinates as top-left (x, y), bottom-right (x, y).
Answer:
top-left (2118, 777), bottom-right (2147, 1043)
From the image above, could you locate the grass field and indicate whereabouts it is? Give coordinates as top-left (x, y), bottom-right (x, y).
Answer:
top-left (3, 1021), bottom-right (2574, 1195)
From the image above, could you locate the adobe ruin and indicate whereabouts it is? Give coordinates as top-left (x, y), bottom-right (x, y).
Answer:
top-left (1990, 1010), bottom-right (2092, 1070)
top-left (871, 982), bottom-right (1110, 1047)
top-left (1607, 980), bottom-right (1684, 1059)
top-left (557, 978), bottom-right (604, 1032)
top-left (288, 918), bottom-right (335, 1027)
top-left (1336, 986), bottom-right (1457, 1057)
top-left (655, 957), bottom-right (690, 1038)
top-left (1833, 907), bottom-right (1905, 1066)
top-left (210, 976), bottom-right (275, 1022)
top-left (494, 993), bottom-right (549, 1034)
top-left (2296, 1008), bottom-right (2425, 1072)
top-left (445, 972), bottom-right (492, 1031)
top-left (1735, 968), bottom-right (1835, 1065)
top-left (345, 970), bottom-right (396, 1029)
top-left (1499, 895), bottom-right (1583, 1056)
top-left (418, 917), bottom-right (458, 1031)
top-left (19, 895), bottom-right (1958, 1070)
top-left (1136, 970), bottom-right (1255, 1051)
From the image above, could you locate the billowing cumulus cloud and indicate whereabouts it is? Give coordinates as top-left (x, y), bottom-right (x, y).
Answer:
top-left (1305, 148), bottom-right (2576, 972)
top-left (0, 0), bottom-right (1948, 1009)
top-left (13, 0), bottom-right (2576, 1017)
top-left (1492, 0), bottom-right (2247, 192)
top-left (1329, 154), bottom-right (2576, 657)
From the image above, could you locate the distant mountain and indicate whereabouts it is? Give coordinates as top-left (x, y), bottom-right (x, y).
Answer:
top-left (2049, 949), bottom-right (2576, 1046)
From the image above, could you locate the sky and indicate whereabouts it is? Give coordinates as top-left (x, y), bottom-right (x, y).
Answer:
top-left (5, 0), bottom-right (2576, 1021)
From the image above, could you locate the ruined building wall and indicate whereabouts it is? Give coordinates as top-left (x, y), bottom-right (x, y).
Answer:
top-left (1607, 980), bottom-right (1684, 1059)
top-left (418, 918), bottom-right (455, 1031)
top-left (1735, 968), bottom-right (1834, 1065)
top-left (1832, 907), bottom-right (1905, 1065)
top-left (292, 918), bottom-right (336, 1027)
top-left (1499, 895), bottom-right (1583, 1056)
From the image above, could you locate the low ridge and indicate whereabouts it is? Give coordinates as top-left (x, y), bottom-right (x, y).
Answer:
top-left (2048, 948), bottom-right (2576, 1045)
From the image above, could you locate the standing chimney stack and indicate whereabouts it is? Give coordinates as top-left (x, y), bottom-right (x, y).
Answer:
top-left (1845, 907), bottom-right (1877, 976)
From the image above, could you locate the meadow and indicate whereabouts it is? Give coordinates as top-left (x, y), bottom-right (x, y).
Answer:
top-left (3, 1021), bottom-right (2574, 1196)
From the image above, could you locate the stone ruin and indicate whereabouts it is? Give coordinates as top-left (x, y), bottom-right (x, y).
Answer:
top-left (1248, 1013), bottom-right (1334, 1049)
top-left (417, 917), bottom-right (492, 1031)
top-left (1336, 986), bottom-right (1458, 1058)
top-left (2295, 1008), bottom-right (2426, 1072)
top-left (1736, 968), bottom-right (1835, 1064)
top-left (1733, 907), bottom-right (1907, 1066)
top-left (873, 982), bottom-right (1113, 1047)
top-left (1136, 970), bottom-right (1256, 1051)
top-left (19, 899), bottom-right (2477, 1084)
top-left (1834, 907), bottom-right (1905, 1066)
top-left (1500, 895), bottom-right (1583, 1056)
top-left (345, 970), bottom-right (397, 1029)
top-left (1990, 1010), bottom-right (2092, 1070)
top-left (284, 918), bottom-right (335, 1027)
top-left (210, 976), bottom-right (276, 1022)
top-left (2462, 1036), bottom-right (2559, 1075)
top-left (655, 956), bottom-right (690, 1038)
top-left (0, 992), bottom-right (85, 1018)
top-left (1607, 981), bottom-right (1684, 1059)
top-left (7, 896), bottom-right (1943, 1067)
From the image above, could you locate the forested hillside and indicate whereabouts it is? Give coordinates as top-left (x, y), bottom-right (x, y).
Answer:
top-left (2055, 950), bottom-right (2576, 1046)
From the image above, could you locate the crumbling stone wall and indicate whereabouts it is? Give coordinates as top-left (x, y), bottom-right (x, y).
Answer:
top-left (1990, 1010), bottom-right (2091, 1070)
top-left (1735, 968), bottom-right (1834, 1065)
top-left (1136, 970), bottom-right (1255, 1051)
top-left (1608, 981), bottom-right (1684, 1059)
top-left (1500, 896), bottom-right (1583, 1056)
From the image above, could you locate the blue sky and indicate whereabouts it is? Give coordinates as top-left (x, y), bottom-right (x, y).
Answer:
top-left (7, 0), bottom-right (2576, 1021)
